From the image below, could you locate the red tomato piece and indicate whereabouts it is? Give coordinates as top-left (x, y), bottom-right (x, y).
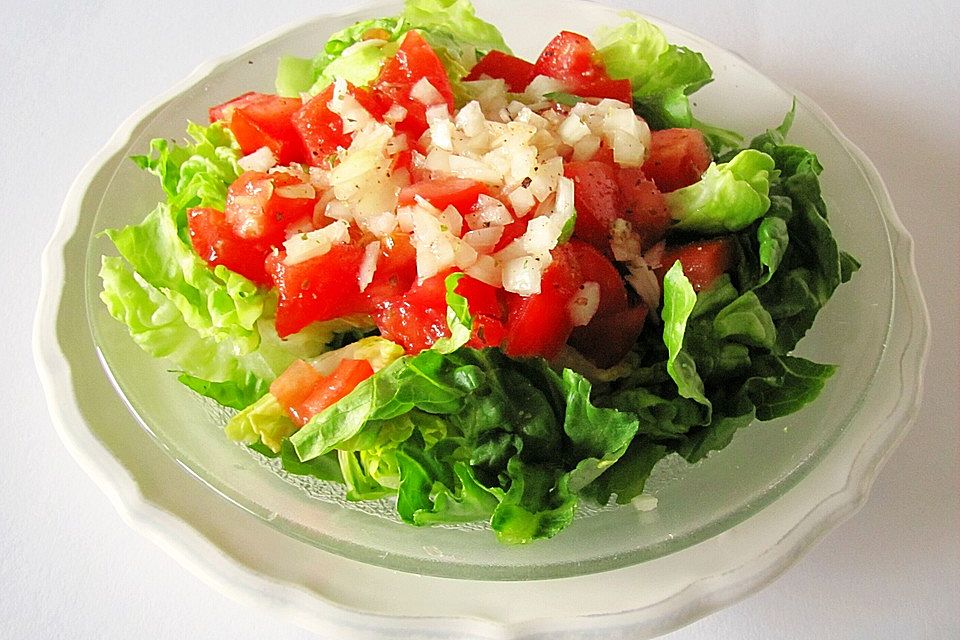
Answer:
top-left (566, 241), bottom-right (628, 317)
top-left (293, 82), bottom-right (385, 165)
top-left (208, 92), bottom-right (264, 123)
top-left (187, 207), bottom-right (272, 285)
top-left (374, 30), bottom-right (455, 140)
top-left (397, 178), bottom-right (488, 215)
top-left (493, 217), bottom-right (529, 253)
top-left (362, 233), bottom-right (419, 306)
top-left (563, 160), bottom-right (622, 254)
top-left (575, 77), bottom-right (633, 104)
top-left (641, 128), bottom-right (712, 193)
top-left (502, 244), bottom-right (583, 359)
top-left (655, 237), bottom-right (734, 292)
top-left (568, 305), bottom-right (648, 368)
top-left (270, 359), bottom-right (326, 424)
top-left (266, 245), bottom-right (368, 338)
top-left (209, 92), bottom-right (306, 165)
top-left (374, 272), bottom-right (505, 354)
top-left (296, 359), bottom-right (374, 423)
top-left (224, 171), bottom-right (318, 245)
top-left (464, 50), bottom-right (536, 92)
top-left (616, 167), bottom-right (671, 247)
top-left (533, 31), bottom-right (608, 88)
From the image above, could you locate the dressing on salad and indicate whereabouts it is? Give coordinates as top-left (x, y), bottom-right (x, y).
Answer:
top-left (100, 0), bottom-right (858, 544)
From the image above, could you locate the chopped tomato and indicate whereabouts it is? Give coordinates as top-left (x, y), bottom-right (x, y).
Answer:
top-left (270, 359), bottom-right (326, 425)
top-left (534, 31), bottom-right (608, 88)
top-left (566, 241), bottom-right (628, 317)
top-left (373, 30), bottom-right (454, 140)
top-left (464, 50), bottom-right (536, 92)
top-left (224, 171), bottom-right (318, 245)
top-left (616, 167), bottom-right (671, 246)
top-left (293, 82), bottom-right (385, 165)
top-left (493, 217), bottom-right (529, 252)
top-left (655, 237), bottom-right (734, 292)
top-left (502, 243), bottom-right (583, 358)
top-left (362, 233), bottom-right (419, 305)
top-left (532, 30), bottom-right (635, 103)
top-left (296, 359), bottom-right (374, 422)
top-left (575, 77), bottom-right (633, 104)
top-left (266, 244), bottom-right (368, 337)
top-left (569, 305), bottom-right (648, 368)
top-left (564, 160), bottom-right (622, 254)
top-left (397, 177), bottom-right (487, 214)
top-left (374, 272), bottom-right (505, 353)
top-left (209, 92), bottom-right (306, 165)
top-left (641, 128), bottom-right (712, 193)
top-left (187, 207), bottom-right (272, 285)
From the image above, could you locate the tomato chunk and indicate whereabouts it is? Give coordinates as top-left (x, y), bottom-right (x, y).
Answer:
top-left (616, 167), bottom-right (671, 246)
top-left (564, 160), bottom-right (622, 254)
top-left (641, 128), bottom-right (712, 193)
top-left (270, 359), bottom-right (326, 424)
top-left (566, 241), bottom-right (628, 317)
top-left (397, 178), bottom-right (487, 214)
top-left (187, 207), bottom-right (271, 285)
top-left (225, 171), bottom-right (318, 245)
top-left (293, 82), bottom-right (385, 164)
top-left (362, 233), bottom-right (419, 306)
top-left (569, 305), bottom-right (648, 368)
top-left (209, 92), bottom-right (306, 165)
top-left (374, 30), bottom-right (454, 140)
top-left (465, 50), bottom-right (536, 92)
top-left (575, 77), bottom-right (633, 104)
top-left (655, 237), bottom-right (734, 292)
top-left (534, 31), bottom-right (608, 88)
top-left (266, 245), bottom-right (368, 337)
top-left (296, 359), bottom-right (374, 422)
top-left (374, 272), bottom-right (505, 354)
top-left (502, 244), bottom-right (583, 359)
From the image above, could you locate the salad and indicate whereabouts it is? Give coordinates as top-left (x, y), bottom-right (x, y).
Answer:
top-left (99, 0), bottom-right (858, 544)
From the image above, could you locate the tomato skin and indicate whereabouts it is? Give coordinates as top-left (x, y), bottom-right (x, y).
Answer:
top-left (266, 245), bottom-right (368, 338)
top-left (655, 237), bottom-right (734, 292)
top-left (225, 171), bottom-right (318, 245)
top-left (641, 128), bottom-right (712, 193)
top-left (564, 160), bottom-right (622, 254)
top-left (616, 167), bottom-right (671, 246)
top-left (297, 359), bottom-right (374, 422)
top-left (464, 50), bottom-right (536, 92)
top-left (293, 82), bottom-right (385, 164)
top-left (209, 93), bottom-right (306, 165)
top-left (568, 305), bottom-right (648, 368)
top-left (374, 30), bottom-right (455, 140)
top-left (397, 178), bottom-right (487, 214)
top-left (187, 207), bottom-right (272, 285)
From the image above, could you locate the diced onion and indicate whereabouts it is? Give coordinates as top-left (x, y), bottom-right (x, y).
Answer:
top-left (501, 256), bottom-right (543, 296)
top-left (411, 78), bottom-right (445, 106)
top-left (568, 282), bottom-right (600, 326)
top-left (238, 146), bottom-right (277, 173)
top-left (283, 220), bottom-right (351, 265)
top-left (507, 186), bottom-right (536, 217)
top-left (463, 225), bottom-right (504, 252)
top-left (358, 241), bottom-right (381, 292)
top-left (275, 182), bottom-right (316, 200)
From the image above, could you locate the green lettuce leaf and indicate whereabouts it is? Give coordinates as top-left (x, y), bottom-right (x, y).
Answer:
top-left (665, 149), bottom-right (777, 233)
top-left (661, 263), bottom-right (711, 412)
top-left (224, 393), bottom-right (297, 453)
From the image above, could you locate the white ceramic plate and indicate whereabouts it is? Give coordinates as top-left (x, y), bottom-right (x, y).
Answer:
top-left (35, 0), bottom-right (928, 636)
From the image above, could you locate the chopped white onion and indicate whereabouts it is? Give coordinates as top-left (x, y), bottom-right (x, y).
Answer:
top-left (507, 186), bottom-right (536, 217)
top-left (282, 220), bottom-right (351, 265)
top-left (558, 113), bottom-right (591, 145)
top-left (568, 282), bottom-right (600, 326)
top-left (358, 241), bottom-right (381, 292)
top-left (275, 182), bottom-right (316, 200)
top-left (411, 78), bottom-right (445, 106)
top-left (463, 225), bottom-right (504, 252)
top-left (465, 254), bottom-right (501, 286)
top-left (440, 205), bottom-right (463, 237)
top-left (501, 256), bottom-right (543, 296)
top-left (238, 146), bottom-right (277, 173)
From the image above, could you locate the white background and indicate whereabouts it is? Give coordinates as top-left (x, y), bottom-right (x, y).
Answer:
top-left (4, 1), bottom-right (957, 638)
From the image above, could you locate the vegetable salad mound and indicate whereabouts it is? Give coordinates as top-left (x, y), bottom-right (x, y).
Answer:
top-left (100, 0), bottom-right (858, 544)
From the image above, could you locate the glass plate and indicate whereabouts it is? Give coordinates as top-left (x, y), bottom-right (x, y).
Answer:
top-left (69, 0), bottom-right (925, 584)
